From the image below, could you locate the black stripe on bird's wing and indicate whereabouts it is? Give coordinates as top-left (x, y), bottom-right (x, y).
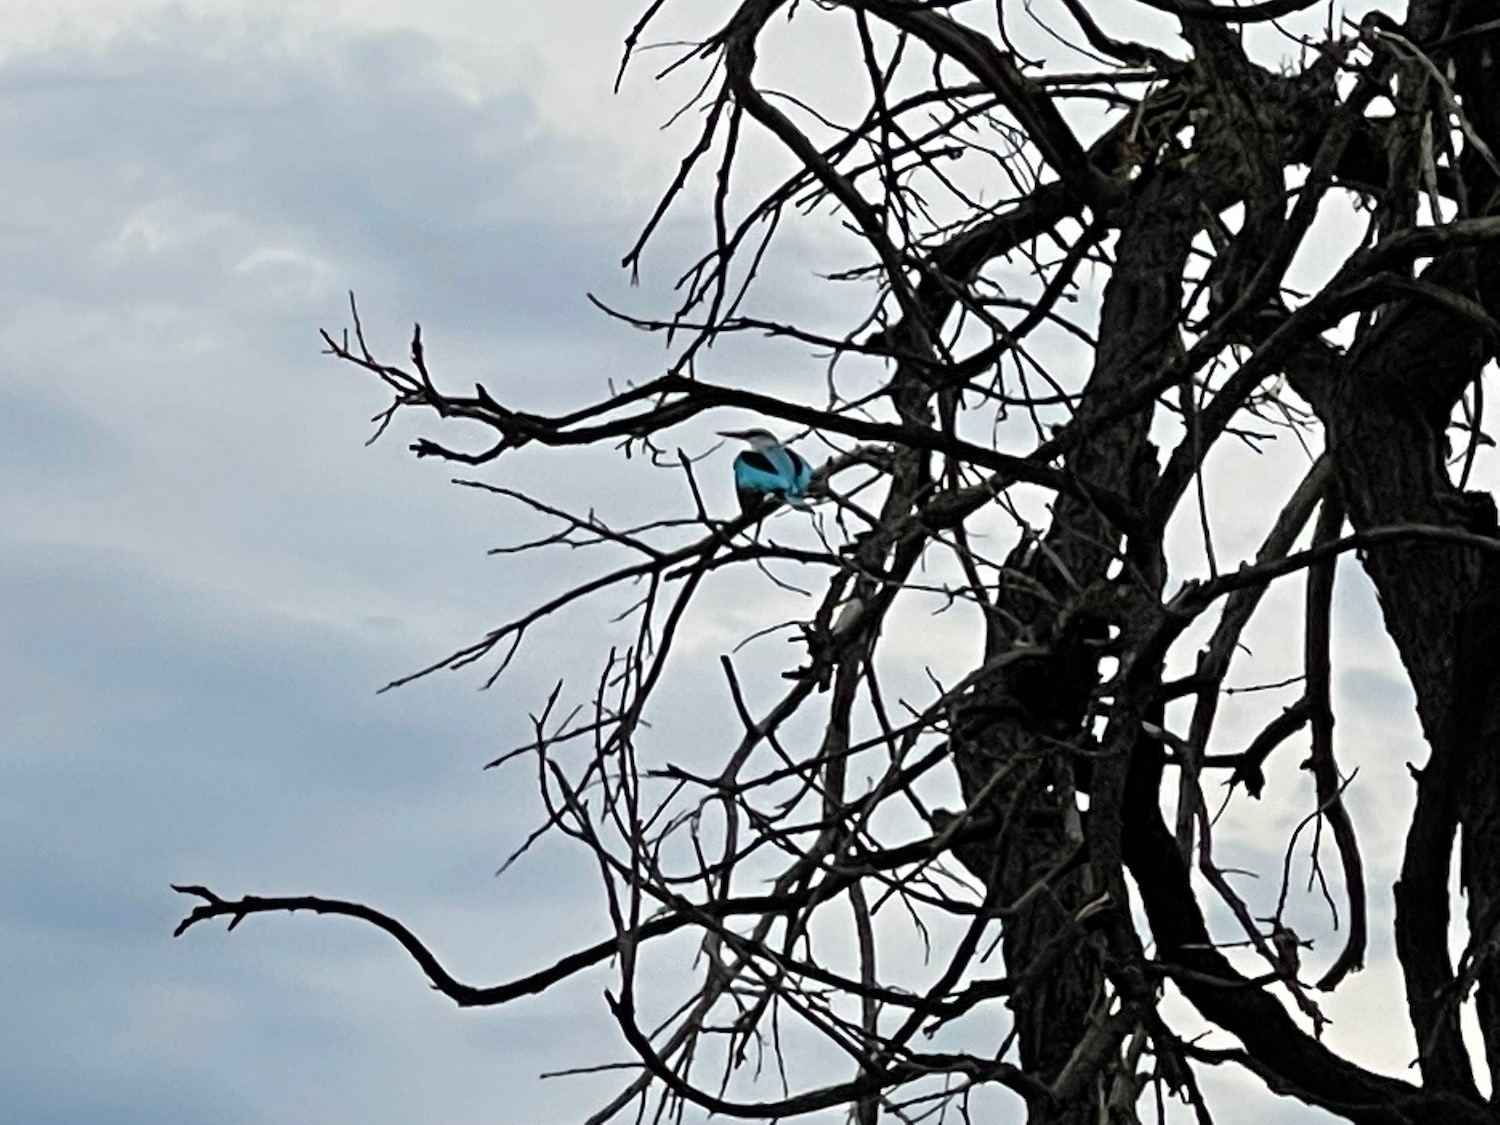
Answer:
top-left (737, 450), bottom-right (778, 474)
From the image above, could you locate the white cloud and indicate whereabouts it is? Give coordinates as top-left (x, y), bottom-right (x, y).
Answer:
top-left (0, 9), bottom-right (691, 1123)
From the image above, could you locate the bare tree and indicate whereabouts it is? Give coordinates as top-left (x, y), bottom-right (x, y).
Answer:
top-left (176, 2), bottom-right (1500, 1123)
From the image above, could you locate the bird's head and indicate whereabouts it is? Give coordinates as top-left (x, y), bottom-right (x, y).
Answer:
top-left (718, 427), bottom-right (782, 451)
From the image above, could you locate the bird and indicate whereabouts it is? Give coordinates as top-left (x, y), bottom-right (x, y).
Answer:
top-left (718, 427), bottom-right (814, 516)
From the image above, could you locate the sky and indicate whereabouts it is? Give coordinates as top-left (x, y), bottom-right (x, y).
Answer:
top-left (0, 2), bottom-right (1481, 1123)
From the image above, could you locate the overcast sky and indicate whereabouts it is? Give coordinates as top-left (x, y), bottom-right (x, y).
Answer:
top-left (0, 2), bottom-right (1480, 1123)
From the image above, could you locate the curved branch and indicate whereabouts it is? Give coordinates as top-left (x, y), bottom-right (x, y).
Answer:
top-left (1302, 491), bottom-right (1368, 993)
top-left (1124, 0), bottom-right (1322, 22)
top-left (1122, 747), bottom-right (1492, 1123)
top-left (171, 816), bottom-right (1015, 1007)
top-left (607, 989), bottom-right (1046, 1119)
top-left (172, 884), bottom-right (624, 1008)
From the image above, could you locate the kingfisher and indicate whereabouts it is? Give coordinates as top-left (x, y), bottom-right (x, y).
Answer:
top-left (719, 428), bottom-right (814, 516)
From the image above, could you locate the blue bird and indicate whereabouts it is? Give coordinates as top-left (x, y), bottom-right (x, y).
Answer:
top-left (719, 427), bottom-right (814, 516)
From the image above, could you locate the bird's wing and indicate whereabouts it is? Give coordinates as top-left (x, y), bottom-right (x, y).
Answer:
top-left (768, 447), bottom-right (813, 505)
top-left (737, 450), bottom-right (780, 476)
top-left (734, 448), bottom-right (814, 513)
top-left (734, 451), bottom-right (789, 495)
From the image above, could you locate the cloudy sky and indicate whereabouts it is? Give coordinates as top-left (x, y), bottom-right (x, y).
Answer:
top-left (0, 1), bottom-right (1477, 1123)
